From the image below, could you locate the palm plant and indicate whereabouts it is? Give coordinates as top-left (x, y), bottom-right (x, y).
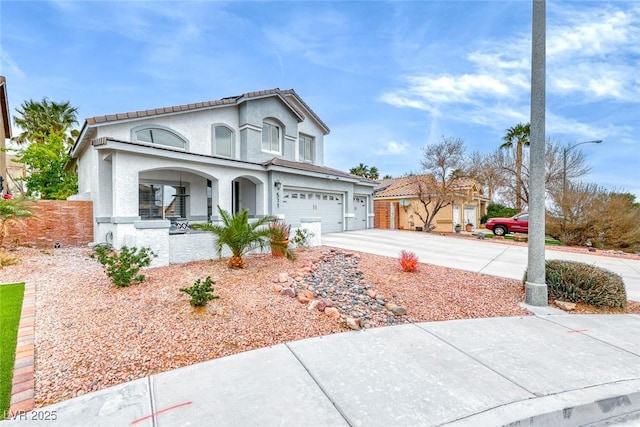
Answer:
top-left (0, 197), bottom-right (35, 248)
top-left (368, 166), bottom-right (380, 180)
top-left (500, 123), bottom-right (530, 210)
top-left (13, 98), bottom-right (78, 145)
top-left (192, 207), bottom-right (283, 268)
top-left (350, 163), bottom-right (370, 178)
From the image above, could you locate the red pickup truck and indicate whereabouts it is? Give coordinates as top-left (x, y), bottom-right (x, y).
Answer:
top-left (485, 212), bottom-right (529, 236)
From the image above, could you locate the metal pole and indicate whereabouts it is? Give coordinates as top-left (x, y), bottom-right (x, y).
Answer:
top-left (562, 147), bottom-right (567, 232)
top-left (525, 0), bottom-right (547, 306)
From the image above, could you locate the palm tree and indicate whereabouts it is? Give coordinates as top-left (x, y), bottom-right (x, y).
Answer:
top-left (349, 163), bottom-right (370, 178)
top-left (500, 123), bottom-right (530, 210)
top-left (13, 98), bottom-right (78, 145)
top-left (0, 197), bottom-right (35, 248)
top-left (192, 207), bottom-right (284, 268)
top-left (368, 166), bottom-right (380, 180)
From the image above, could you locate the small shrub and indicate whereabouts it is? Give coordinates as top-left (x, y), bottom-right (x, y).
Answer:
top-left (525, 260), bottom-right (627, 308)
top-left (180, 276), bottom-right (220, 307)
top-left (291, 228), bottom-right (314, 248)
top-left (269, 221), bottom-right (291, 241)
top-left (399, 250), bottom-right (419, 272)
top-left (0, 251), bottom-right (19, 268)
top-left (91, 245), bottom-right (155, 288)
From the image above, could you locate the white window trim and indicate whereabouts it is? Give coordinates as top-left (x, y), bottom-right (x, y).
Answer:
top-left (299, 133), bottom-right (314, 163)
top-left (212, 124), bottom-right (235, 158)
top-left (261, 119), bottom-right (282, 154)
top-left (131, 124), bottom-right (189, 151)
top-left (138, 180), bottom-right (190, 220)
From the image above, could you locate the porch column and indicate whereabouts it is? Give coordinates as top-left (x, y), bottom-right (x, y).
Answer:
top-left (111, 153), bottom-right (140, 218)
top-left (217, 176), bottom-right (233, 214)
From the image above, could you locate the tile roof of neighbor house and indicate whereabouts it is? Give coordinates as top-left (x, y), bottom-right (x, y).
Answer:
top-left (265, 157), bottom-right (376, 183)
top-left (0, 76), bottom-right (10, 137)
top-left (84, 88), bottom-right (330, 134)
top-left (374, 175), bottom-right (481, 198)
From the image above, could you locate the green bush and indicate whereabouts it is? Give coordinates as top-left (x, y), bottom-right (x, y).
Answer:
top-left (291, 228), bottom-right (314, 248)
top-left (91, 245), bottom-right (155, 288)
top-left (180, 276), bottom-right (220, 307)
top-left (480, 203), bottom-right (519, 224)
top-left (530, 260), bottom-right (627, 308)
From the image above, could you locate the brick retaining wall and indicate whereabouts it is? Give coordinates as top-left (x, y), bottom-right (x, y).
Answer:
top-left (7, 200), bottom-right (93, 248)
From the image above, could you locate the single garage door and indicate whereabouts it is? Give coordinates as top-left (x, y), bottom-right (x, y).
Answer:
top-left (282, 190), bottom-right (343, 233)
top-left (353, 196), bottom-right (367, 230)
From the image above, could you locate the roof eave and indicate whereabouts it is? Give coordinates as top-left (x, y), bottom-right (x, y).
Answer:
top-left (0, 76), bottom-right (11, 138)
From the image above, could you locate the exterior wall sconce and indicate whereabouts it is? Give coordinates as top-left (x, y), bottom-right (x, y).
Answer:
top-left (274, 180), bottom-right (282, 190)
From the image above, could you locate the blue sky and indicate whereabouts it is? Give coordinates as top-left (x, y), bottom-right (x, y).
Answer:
top-left (1, 0), bottom-right (639, 200)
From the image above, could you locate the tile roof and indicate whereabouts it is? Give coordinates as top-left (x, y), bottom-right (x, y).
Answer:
top-left (84, 88), bottom-right (329, 133)
top-left (374, 174), bottom-right (481, 198)
top-left (264, 157), bottom-right (376, 183)
top-left (83, 138), bottom-right (375, 187)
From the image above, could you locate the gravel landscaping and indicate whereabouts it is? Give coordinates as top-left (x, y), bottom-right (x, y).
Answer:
top-left (1, 242), bottom-right (639, 408)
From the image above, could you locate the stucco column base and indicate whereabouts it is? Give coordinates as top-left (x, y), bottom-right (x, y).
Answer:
top-left (525, 281), bottom-right (548, 306)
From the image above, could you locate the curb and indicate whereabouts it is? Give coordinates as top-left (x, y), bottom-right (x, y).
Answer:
top-left (443, 380), bottom-right (640, 426)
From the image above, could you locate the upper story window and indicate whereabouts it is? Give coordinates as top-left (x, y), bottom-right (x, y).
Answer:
top-left (299, 134), bottom-right (314, 163)
top-left (135, 127), bottom-right (187, 150)
top-left (213, 125), bottom-right (234, 157)
top-left (262, 120), bottom-right (281, 153)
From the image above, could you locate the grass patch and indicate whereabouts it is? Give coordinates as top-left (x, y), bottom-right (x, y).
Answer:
top-left (0, 283), bottom-right (25, 420)
top-left (473, 233), bottom-right (565, 246)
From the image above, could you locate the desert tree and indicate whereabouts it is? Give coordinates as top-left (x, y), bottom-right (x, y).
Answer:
top-left (467, 150), bottom-right (507, 203)
top-left (408, 136), bottom-right (468, 231)
top-left (496, 139), bottom-right (590, 209)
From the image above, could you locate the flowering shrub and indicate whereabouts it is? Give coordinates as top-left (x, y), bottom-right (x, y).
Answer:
top-left (91, 245), bottom-right (155, 288)
top-left (398, 250), bottom-right (419, 272)
top-left (180, 276), bottom-right (220, 307)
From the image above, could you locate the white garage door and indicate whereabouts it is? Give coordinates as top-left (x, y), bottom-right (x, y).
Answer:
top-left (353, 196), bottom-right (367, 230)
top-left (282, 190), bottom-right (343, 233)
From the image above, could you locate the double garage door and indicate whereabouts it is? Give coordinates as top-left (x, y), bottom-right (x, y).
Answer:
top-left (282, 190), bottom-right (343, 233)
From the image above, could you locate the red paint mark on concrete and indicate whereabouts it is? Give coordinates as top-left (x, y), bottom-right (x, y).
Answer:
top-left (130, 401), bottom-right (193, 425)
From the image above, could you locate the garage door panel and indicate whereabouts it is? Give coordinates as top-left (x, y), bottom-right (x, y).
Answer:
top-left (353, 196), bottom-right (367, 230)
top-left (282, 190), bottom-right (343, 233)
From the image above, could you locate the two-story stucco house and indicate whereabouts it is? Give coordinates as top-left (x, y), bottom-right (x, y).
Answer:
top-left (69, 88), bottom-right (375, 265)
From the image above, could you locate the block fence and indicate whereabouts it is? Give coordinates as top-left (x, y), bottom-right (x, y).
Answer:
top-left (7, 200), bottom-right (93, 248)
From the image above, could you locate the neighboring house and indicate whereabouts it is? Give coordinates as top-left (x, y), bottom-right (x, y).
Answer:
top-left (0, 76), bottom-right (10, 196)
top-left (68, 88), bottom-right (376, 265)
top-left (5, 153), bottom-right (26, 195)
top-left (373, 175), bottom-right (489, 233)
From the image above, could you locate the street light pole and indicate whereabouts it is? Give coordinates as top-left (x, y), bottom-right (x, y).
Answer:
top-left (525, 0), bottom-right (547, 306)
top-left (561, 140), bottom-right (603, 231)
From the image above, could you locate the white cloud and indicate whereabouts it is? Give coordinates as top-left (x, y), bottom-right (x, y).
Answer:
top-left (375, 141), bottom-right (409, 155)
top-left (0, 50), bottom-right (25, 78)
top-left (379, 2), bottom-right (639, 145)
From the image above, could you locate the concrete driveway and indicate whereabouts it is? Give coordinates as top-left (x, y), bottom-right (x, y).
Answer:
top-left (323, 229), bottom-right (640, 302)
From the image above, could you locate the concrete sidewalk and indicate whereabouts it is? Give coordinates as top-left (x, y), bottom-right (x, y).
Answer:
top-left (323, 229), bottom-right (640, 302)
top-left (3, 314), bottom-right (640, 426)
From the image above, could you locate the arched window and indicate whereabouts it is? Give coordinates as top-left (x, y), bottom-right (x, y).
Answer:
top-left (134, 127), bottom-right (187, 149)
top-left (213, 125), bottom-right (234, 157)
